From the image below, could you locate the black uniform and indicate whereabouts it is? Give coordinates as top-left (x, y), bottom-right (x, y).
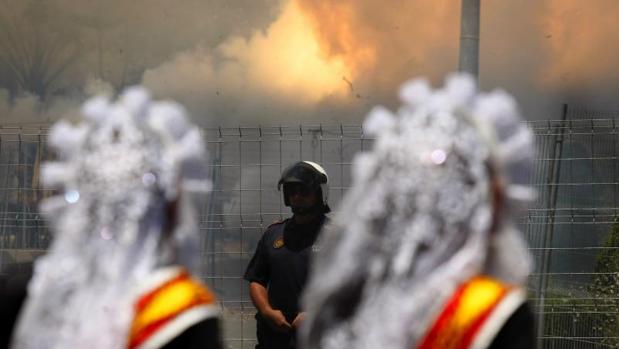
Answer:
top-left (244, 216), bottom-right (325, 349)
top-left (0, 263), bottom-right (32, 349)
top-left (162, 319), bottom-right (221, 349)
top-left (488, 302), bottom-right (536, 349)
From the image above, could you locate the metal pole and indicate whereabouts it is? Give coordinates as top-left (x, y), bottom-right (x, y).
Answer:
top-left (458, 0), bottom-right (480, 79)
top-left (536, 104), bottom-right (568, 349)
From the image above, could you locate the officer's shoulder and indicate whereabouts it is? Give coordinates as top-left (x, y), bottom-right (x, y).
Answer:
top-left (260, 219), bottom-right (287, 240)
top-left (265, 219), bottom-right (287, 230)
top-left (264, 219), bottom-right (287, 235)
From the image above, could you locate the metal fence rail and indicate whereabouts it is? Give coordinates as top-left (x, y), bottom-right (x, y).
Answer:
top-left (1, 111), bottom-right (619, 348)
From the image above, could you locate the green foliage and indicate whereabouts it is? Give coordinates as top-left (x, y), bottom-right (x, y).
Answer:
top-left (540, 220), bottom-right (619, 348)
top-left (589, 218), bottom-right (619, 347)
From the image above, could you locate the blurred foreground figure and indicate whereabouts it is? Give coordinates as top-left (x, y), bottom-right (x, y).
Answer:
top-left (300, 74), bottom-right (536, 349)
top-left (11, 88), bottom-right (221, 349)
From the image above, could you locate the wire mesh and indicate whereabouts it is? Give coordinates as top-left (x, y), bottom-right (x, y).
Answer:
top-left (1, 111), bottom-right (618, 348)
top-left (527, 109), bottom-right (619, 348)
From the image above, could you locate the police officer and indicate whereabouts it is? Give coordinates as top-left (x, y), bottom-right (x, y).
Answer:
top-left (244, 161), bottom-right (330, 349)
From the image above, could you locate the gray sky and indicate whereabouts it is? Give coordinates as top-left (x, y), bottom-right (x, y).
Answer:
top-left (1, 0), bottom-right (619, 126)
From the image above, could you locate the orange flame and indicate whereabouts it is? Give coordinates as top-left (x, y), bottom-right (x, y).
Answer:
top-left (295, 0), bottom-right (459, 91)
top-left (219, 0), bottom-right (352, 103)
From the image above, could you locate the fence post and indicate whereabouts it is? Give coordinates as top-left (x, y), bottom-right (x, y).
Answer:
top-left (536, 103), bottom-right (568, 348)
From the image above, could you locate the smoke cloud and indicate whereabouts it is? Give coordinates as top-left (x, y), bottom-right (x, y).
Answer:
top-left (297, 0), bottom-right (619, 119)
top-left (1, 0), bottom-right (619, 126)
top-left (142, 0), bottom-right (358, 125)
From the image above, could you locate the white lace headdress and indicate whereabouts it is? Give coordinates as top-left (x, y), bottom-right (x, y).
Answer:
top-left (300, 73), bottom-right (535, 349)
top-left (11, 87), bottom-right (211, 349)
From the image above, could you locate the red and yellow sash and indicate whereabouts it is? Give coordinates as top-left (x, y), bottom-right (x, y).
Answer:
top-left (127, 269), bottom-right (217, 349)
top-left (417, 276), bottom-right (513, 349)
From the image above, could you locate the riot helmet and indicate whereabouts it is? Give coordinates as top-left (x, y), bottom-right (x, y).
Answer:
top-left (278, 161), bottom-right (330, 214)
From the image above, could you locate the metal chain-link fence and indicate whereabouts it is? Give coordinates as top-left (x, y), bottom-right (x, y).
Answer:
top-left (527, 109), bottom-right (619, 349)
top-left (1, 109), bottom-right (618, 348)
